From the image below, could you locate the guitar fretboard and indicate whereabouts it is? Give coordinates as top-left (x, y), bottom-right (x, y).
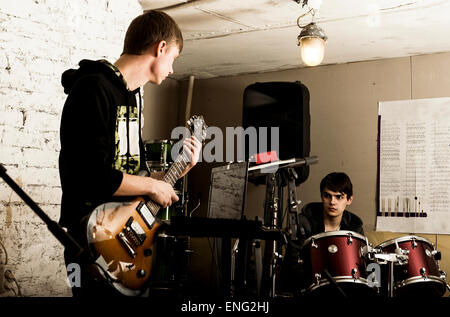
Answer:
top-left (146, 146), bottom-right (192, 216)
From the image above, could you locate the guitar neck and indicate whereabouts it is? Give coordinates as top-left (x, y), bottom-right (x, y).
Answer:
top-left (162, 151), bottom-right (190, 186)
top-left (146, 150), bottom-right (191, 215)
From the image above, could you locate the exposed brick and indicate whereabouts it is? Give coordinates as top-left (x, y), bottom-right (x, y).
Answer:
top-left (0, 106), bottom-right (24, 127)
top-left (0, 0), bottom-right (142, 296)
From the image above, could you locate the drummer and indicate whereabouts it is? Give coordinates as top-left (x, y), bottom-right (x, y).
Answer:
top-left (279, 172), bottom-right (364, 295)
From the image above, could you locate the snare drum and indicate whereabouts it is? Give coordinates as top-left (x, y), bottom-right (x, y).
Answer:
top-left (376, 235), bottom-right (447, 297)
top-left (145, 139), bottom-right (174, 170)
top-left (301, 231), bottom-right (374, 297)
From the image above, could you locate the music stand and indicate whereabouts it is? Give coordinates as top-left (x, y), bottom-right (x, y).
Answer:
top-left (206, 162), bottom-right (249, 297)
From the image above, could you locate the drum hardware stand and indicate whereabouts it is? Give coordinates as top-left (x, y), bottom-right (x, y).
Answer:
top-left (363, 242), bottom-right (409, 298)
top-left (253, 239), bottom-right (263, 296)
top-left (249, 157), bottom-right (318, 298)
top-left (286, 168), bottom-right (301, 241)
top-left (260, 172), bottom-right (284, 298)
top-left (322, 269), bottom-right (348, 298)
top-left (230, 239), bottom-right (240, 297)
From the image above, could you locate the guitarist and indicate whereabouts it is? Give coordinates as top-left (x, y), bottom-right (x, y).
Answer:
top-left (58, 11), bottom-right (201, 297)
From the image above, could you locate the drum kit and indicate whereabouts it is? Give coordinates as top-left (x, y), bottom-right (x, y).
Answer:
top-left (299, 230), bottom-right (449, 298)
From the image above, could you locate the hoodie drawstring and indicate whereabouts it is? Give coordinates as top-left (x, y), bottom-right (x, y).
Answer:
top-left (126, 99), bottom-right (130, 173)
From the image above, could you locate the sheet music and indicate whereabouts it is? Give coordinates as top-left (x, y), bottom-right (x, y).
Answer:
top-left (377, 97), bottom-right (450, 234)
top-left (208, 163), bottom-right (248, 220)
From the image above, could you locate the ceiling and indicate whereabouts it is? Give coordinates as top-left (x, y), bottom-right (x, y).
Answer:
top-left (139, 0), bottom-right (450, 80)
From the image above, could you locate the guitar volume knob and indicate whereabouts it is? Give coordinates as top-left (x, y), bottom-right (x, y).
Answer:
top-left (137, 269), bottom-right (146, 278)
top-left (144, 249), bottom-right (152, 257)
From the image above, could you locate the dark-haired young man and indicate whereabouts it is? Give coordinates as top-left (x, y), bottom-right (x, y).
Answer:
top-left (280, 172), bottom-right (364, 294)
top-left (59, 10), bottom-right (201, 297)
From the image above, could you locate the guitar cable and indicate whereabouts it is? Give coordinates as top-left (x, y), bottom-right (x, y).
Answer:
top-left (189, 193), bottom-right (202, 218)
top-left (91, 262), bottom-right (120, 285)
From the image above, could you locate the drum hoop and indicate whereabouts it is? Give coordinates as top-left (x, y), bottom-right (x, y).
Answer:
top-left (396, 275), bottom-right (446, 287)
top-left (157, 232), bottom-right (176, 239)
top-left (375, 235), bottom-right (433, 249)
top-left (395, 276), bottom-right (447, 296)
top-left (144, 139), bottom-right (173, 144)
top-left (302, 230), bottom-right (367, 248)
top-left (307, 276), bottom-right (369, 292)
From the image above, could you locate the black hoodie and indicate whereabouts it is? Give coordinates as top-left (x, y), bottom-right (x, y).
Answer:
top-left (280, 202), bottom-right (364, 292)
top-left (58, 59), bottom-right (146, 231)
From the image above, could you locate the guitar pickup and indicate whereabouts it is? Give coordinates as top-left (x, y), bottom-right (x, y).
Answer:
top-left (136, 201), bottom-right (156, 229)
top-left (124, 217), bottom-right (146, 247)
top-left (118, 232), bottom-right (137, 258)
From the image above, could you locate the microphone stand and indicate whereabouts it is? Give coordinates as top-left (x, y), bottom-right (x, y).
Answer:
top-left (0, 163), bottom-right (91, 262)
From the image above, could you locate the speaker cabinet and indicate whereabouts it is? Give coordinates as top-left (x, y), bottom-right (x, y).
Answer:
top-left (243, 81), bottom-right (311, 185)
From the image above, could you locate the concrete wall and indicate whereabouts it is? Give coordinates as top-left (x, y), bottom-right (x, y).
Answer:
top-left (0, 0), bottom-right (142, 297)
top-left (142, 77), bottom-right (180, 142)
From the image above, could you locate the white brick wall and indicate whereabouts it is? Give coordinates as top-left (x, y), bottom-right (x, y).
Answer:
top-left (0, 0), bottom-right (142, 297)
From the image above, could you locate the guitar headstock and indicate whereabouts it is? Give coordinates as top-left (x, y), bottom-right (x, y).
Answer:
top-left (187, 115), bottom-right (208, 144)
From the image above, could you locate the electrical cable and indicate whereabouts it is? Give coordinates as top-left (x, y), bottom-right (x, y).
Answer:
top-left (4, 269), bottom-right (21, 297)
top-left (189, 197), bottom-right (201, 218)
top-left (0, 235), bottom-right (22, 296)
top-left (0, 238), bottom-right (7, 266)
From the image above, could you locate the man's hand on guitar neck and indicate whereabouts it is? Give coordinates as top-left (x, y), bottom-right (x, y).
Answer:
top-left (179, 136), bottom-right (201, 178)
top-left (113, 173), bottom-right (179, 208)
top-left (113, 136), bottom-right (200, 208)
top-left (147, 177), bottom-right (179, 208)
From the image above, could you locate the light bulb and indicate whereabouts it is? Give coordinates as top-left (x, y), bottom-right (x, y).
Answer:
top-left (297, 22), bottom-right (327, 66)
top-left (299, 36), bottom-right (325, 66)
top-left (308, 0), bottom-right (322, 10)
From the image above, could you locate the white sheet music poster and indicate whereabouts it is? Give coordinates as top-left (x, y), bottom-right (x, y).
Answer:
top-left (377, 97), bottom-right (450, 234)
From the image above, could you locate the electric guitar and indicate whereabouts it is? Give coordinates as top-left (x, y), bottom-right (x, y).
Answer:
top-left (84, 115), bottom-right (207, 296)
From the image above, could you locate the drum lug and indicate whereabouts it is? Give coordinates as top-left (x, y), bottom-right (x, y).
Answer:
top-left (311, 239), bottom-right (318, 248)
top-left (351, 268), bottom-right (358, 279)
top-left (314, 273), bottom-right (321, 285)
top-left (419, 267), bottom-right (427, 278)
top-left (432, 249), bottom-right (441, 260)
top-left (411, 237), bottom-right (417, 249)
top-left (347, 234), bottom-right (353, 245)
